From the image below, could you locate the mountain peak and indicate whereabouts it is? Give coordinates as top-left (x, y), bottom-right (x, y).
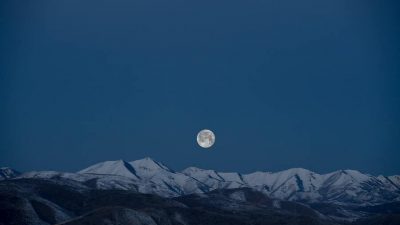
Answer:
top-left (130, 157), bottom-right (170, 172)
top-left (182, 166), bottom-right (204, 173)
top-left (182, 167), bottom-right (224, 181)
top-left (331, 169), bottom-right (369, 179)
top-left (78, 160), bottom-right (140, 179)
top-left (0, 167), bottom-right (20, 180)
top-left (282, 167), bottom-right (314, 174)
top-left (182, 167), bottom-right (208, 173)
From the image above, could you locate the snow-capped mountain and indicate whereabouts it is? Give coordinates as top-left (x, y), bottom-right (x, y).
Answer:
top-left (182, 167), bottom-right (245, 189)
top-left (76, 158), bottom-right (210, 197)
top-left (6, 158), bottom-right (400, 206)
top-left (183, 166), bottom-right (400, 205)
top-left (78, 160), bottom-right (141, 180)
top-left (0, 167), bottom-right (20, 180)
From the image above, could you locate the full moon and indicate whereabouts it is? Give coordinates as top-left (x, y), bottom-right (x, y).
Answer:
top-left (197, 129), bottom-right (215, 148)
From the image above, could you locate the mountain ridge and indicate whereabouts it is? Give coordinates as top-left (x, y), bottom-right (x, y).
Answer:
top-left (0, 167), bottom-right (20, 180)
top-left (4, 157), bottom-right (399, 206)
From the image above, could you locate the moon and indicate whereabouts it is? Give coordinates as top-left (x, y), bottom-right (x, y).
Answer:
top-left (197, 129), bottom-right (215, 148)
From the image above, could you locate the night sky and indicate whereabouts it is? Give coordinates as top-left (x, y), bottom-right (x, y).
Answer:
top-left (1, 0), bottom-right (399, 175)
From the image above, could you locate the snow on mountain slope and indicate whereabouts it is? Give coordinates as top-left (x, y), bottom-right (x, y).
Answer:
top-left (316, 170), bottom-right (400, 205)
top-left (129, 158), bottom-right (210, 197)
top-left (242, 168), bottom-right (325, 201)
top-left (0, 167), bottom-right (20, 180)
top-left (6, 158), bottom-right (400, 205)
top-left (182, 167), bottom-right (224, 189)
top-left (218, 172), bottom-right (245, 184)
top-left (200, 168), bottom-right (399, 205)
top-left (270, 168), bottom-right (322, 191)
top-left (76, 158), bottom-right (209, 197)
top-left (243, 168), bottom-right (323, 200)
top-left (129, 157), bottom-right (171, 177)
top-left (182, 163), bottom-right (399, 205)
top-left (377, 175), bottom-right (399, 191)
top-left (242, 171), bottom-right (274, 188)
top-left (182, 167), bottom-right (224, 181)
top-left (322, 170), bottom-right (370, 188)
top-left (242, 168), bottom-right (400, 204)
top-left (388, 175), bottom-right (400, 187)
top-left (19, 171), bottom-right (140, 191)
top-left (182, 167), bottom-right (244, 189)
top-left (78, 160), bottom-right (140, 180)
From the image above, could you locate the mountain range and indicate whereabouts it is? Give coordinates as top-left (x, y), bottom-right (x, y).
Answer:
top-left (1, 157), bottom-right (399, 225)
top-left (7, 157), bottom-right (399, 205)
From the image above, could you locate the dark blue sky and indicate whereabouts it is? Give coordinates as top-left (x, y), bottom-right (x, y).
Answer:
top-left (1, 0), bottom-right (399, 175)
